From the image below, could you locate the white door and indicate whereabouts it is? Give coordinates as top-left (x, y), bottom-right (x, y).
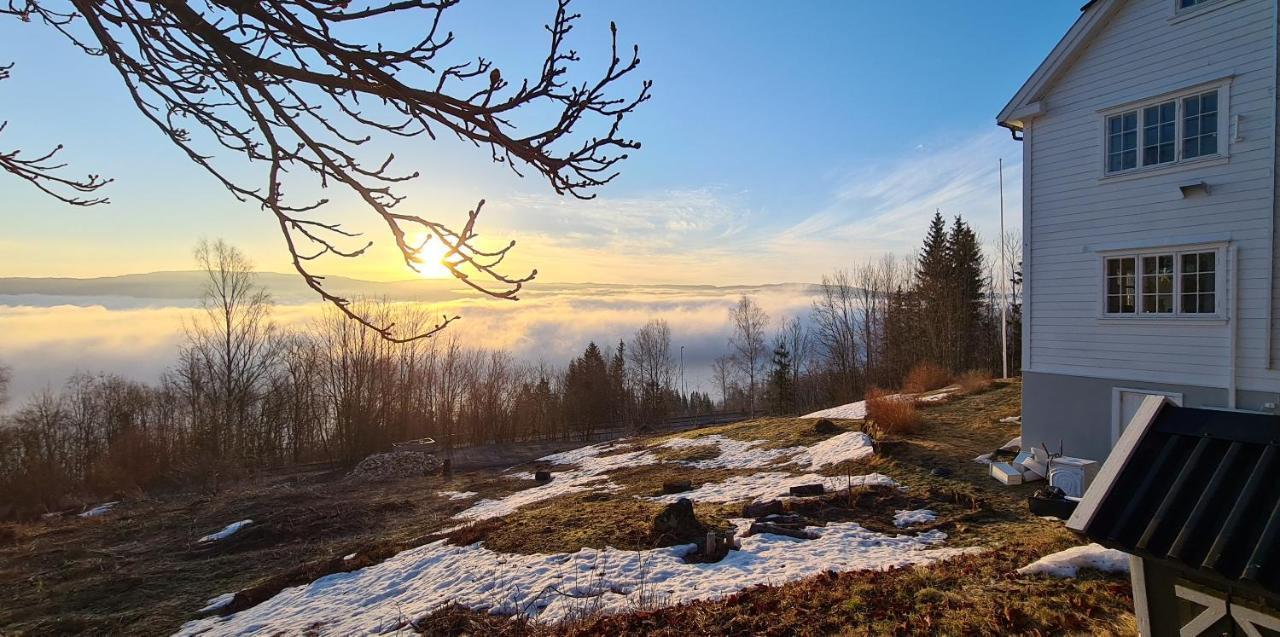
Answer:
top-left (1111, 388), bottom-right (1182, 444)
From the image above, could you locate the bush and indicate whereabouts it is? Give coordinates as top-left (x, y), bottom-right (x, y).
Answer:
top-left (902, 362), bottom-right (951, 394)
top-left (865, 388), bottom-right (922, 435)
top-left (956, 370), bottom-right (993, 394)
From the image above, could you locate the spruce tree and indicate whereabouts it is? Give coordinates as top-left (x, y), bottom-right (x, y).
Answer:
top-left (947, 217), bottom-right (986, 371)
top-left (766, 342), bottom-right (795, 415)
top-left (915, 210), bottom-right (951, 367)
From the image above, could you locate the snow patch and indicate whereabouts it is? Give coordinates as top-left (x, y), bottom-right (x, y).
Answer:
top-left (78, 501), bottom-right (119, 518)
top-left (658, 435), bottom-right (803, 470)
top-left (437, 490), bottom-right (478, 501)
top-left (648, 472), bottom-right (899, 504)
top-left (198, 520), bottom-right (253, 544)
top-left (893, 509), bottom-right (937, 528)
top-left (175, 522), bottom-right (975, 634)
top-left (801, 399), bottom-right (871, 420)
top-left (451, 444), bottom-right (657, 522)
top-left (1016, 543), bottom-right (1130, 578)
top-left (198, 592), bottom-right (237, 614)
top-left (798, 432), bottom-right (875, 469)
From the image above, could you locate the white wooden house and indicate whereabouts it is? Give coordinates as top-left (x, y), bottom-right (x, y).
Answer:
top-left (997, 0), bottom-right (1280, 462)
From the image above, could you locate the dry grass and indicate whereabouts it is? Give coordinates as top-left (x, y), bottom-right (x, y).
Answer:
top-left (651, 444), bottom-right (721, 464)
top-left (902, 361), bottom-right (952, 393)
top-left (956, 369), bottom-right (994, 395)
top-left (866, 388), bottom-right (924, 435)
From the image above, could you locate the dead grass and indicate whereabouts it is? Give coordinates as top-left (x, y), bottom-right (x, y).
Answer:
top-left (866, 388), bottom-right (923, 435)
top-left (902, 361), bottom-right (952, 393)
top-left (651, 444), bottom-right (721, 464)
top-left (956, 369), bottom-right (994, 395)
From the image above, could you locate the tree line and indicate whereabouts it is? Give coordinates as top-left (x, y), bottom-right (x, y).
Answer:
top-left (0, 215), bottom-right (1021, 516)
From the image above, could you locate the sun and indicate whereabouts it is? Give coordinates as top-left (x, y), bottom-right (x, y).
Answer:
top-left (410, 236), bottom-right (454, 279)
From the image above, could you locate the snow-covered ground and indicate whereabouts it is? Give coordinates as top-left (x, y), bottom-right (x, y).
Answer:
top-left (648, 472), bottom-right (899, 504)
top-left (198, 520), bottom-right (253, 544)
top-left (1017, 543), bottom-right (1129, 578)
top-left (78, 501), bottom-right (119, 518)
top-left (801, 390), bottom-right (953, 420)
top-left (893, 509), bottom-right (937, 528)
top-left (176, 523), bottom-right (976, 635)
top-left (437, 491), bottom-right (479, 501)
top-left (658, 435), bottom-right (800, 469)
top-left (453, 444), bottom-right (658, 522)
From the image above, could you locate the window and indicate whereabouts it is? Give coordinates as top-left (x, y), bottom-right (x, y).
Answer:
top-left (1107, 111), bottom-right (1138, 172)
top-left (1103, 85), bottom-right (1225, 175)
top-left (1182, 91), bottom-right (1218, 159)
top-left (1180, 251), bottom-right (1216, 313)
top-left (1140, 254), bottom-right (1174, 314)
top-left (1179, 0), bottom-right (1207, 7)
top-left (1142, 102), bottom-right (1176, 166)
top-left (1102, 247), bottom-right (1221, 317)
top-left (1106, 257), bottom-right (1136, 314)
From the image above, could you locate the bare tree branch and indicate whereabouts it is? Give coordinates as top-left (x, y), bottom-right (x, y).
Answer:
top-left (3, 0), bottom-right (650, 341)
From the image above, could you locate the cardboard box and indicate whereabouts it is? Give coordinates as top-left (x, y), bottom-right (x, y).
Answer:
top-left (990, 462), bottom-right (1024, 485)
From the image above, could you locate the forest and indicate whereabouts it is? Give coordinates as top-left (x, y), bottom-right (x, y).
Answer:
top-left (0, 212), bottom-right (1020, 516)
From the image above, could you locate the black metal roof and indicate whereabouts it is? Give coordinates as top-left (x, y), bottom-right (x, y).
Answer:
top-left (1074, 404), bottom-right (1280, 597)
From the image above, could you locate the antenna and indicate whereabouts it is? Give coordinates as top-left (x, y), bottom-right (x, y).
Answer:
top-left (998, 158), bottom-right (1008, 380)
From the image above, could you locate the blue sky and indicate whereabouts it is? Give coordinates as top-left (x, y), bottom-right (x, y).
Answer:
top-left (0, 2), bottom-right (1081, 283)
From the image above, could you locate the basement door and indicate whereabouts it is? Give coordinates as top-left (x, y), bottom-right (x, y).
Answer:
top-left (1111, 387), bottom-right (1183, 445)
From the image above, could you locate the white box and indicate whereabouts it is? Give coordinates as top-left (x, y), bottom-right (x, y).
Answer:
top-left (990, 462), bottom-right (1024, 485)
top-left (1047, 456), bottom-right (1099, 498)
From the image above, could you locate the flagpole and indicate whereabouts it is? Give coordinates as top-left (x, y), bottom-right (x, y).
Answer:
top-left (998, 158), bottom-right (1009, 380)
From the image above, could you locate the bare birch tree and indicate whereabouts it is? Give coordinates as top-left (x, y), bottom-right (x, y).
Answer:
top-left (729, 295), bottom-right (769, 417)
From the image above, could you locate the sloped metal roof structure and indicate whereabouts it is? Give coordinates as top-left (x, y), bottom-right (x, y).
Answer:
top-left (1069, 397), bottom-right (1280, 597)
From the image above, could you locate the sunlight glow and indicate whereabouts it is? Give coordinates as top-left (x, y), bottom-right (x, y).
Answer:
top-left (410, 236), bottom-right (454, 279)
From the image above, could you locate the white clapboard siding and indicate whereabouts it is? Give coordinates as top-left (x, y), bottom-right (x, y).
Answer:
top-left (1025, 0), bottom-right (1280, 393)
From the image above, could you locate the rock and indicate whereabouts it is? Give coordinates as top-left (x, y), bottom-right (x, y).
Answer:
top-left (348, 451), bottom-right (441, 481)
top-left (534, 470), bottom-right (552, 483)
top-left (812, 418), bottom-right (841, 434)
top-left (788, 483), bottom-right (825, 497)
top-left (652, 498), bottom-right (707, 544)
top-left (661, 480), bottom-right (692, 495)
top-left (747, 521), bottom-right (814, 540)
top-left (742, 499), bottom-right (784, 518)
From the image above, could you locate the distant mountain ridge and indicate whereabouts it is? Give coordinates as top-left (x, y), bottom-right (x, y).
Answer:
top-left (0, 271), bottom-right (821, 305)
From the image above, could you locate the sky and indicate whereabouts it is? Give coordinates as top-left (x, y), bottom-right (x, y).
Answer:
top-left (0, 2), bottom-right (1081, 285)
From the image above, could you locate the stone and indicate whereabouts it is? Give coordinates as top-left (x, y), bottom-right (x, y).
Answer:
top-left (348, 451), bottom-right (441, 481)
top-left (812, 418), bottom-right (841, 434)
top-left (652, 498), bottom-right (707, 544)
top-left (742, 499), bottom-right (784, 518)
top-left (747, 521), bottom-right (814, 540)
top-left (661, 480), bottom-right (693, 495)
top-left (534, 470), bottom-right (552, 483)
top-left (788, 483), bottom-right (825, 497)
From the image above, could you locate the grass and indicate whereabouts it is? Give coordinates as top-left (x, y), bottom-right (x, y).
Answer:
top-left (0, 379), bottom-right (1138, 636)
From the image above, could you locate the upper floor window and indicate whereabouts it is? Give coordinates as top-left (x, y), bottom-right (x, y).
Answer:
top-left (1103, 84), bottom-right (1227, 176)
top-left (1179, 0), bottom-right (1208, 7)
top-left (1102, 247), bottom-right (1221, 317)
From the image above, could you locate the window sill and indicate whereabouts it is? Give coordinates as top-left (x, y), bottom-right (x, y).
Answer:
top-left (1097, 316), bottom-right (1227, 325)
top-left (1168, 0), bottom-right (1244, 25)
top-left (1099, 154), bottom-right (1229, 184)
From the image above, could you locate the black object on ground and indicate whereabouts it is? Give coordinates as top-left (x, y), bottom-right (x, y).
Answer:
top-left (930, 467), bottom-right (953, 477)
top-left (534, 470), bottom-right (552, 483)
top-left (813, 418), bottom-right (841, 434)
top-left (789, 483), bottom-right (825, 497)
top-left (661, 480), bottom-right (693, 495)
top-left (742, 499), bottom-right (784, 518)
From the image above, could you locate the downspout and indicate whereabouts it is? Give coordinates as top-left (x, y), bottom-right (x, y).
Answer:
top-left (1230, 243), bottom-right (1240, 409)
top-left (1268, 0), bottom-right (1278, 370)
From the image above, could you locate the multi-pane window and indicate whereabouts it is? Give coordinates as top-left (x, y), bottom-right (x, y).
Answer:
top-left (1103, 249), bottom-right (1220, 316)
top-left (1142, 102), bottom-right (1176, 166)
top-left (1106, 257), bottom-right (1136, 314)
top-left (1179, 0), bottom-right (1209, 8)
top-left (1140, 255), bottom-right (1174, 314)
top-left (1180, 251), bottom-right (1216, 313)
top-left (1182, 91), bottom-right (1219, 159)
top-left (1107, 112), bottom-right (1138, 173)
top-left (1104, 87), bottom-right (1223, 174)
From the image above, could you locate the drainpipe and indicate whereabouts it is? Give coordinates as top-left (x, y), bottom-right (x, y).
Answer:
top-left (1229, 243), bottom-right (1240, 409)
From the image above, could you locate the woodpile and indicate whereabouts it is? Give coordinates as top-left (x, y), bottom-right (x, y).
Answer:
top-left (348, 451), bottom-right (441, 481)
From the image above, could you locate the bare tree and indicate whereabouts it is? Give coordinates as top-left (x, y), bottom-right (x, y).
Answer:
top-left (629, 318), bottom-right (673, 424)
top-left (179, 238), bottom-right (279, 461)
top-left (728, 295), bottom-right (769, 417)
top-left (0, 361), bottom-right (9, 410)
top-left (812, 271), bottom-right (860, 401)
top-left (3, 1), bottom-right (650, 340)
top-left (711, 354), bottom-right (735, 410)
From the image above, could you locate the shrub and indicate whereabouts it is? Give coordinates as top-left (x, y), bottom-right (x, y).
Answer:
top-left (865, 388), bottom-right (923, 435)
top-left (956, 370), bottom-right (993, 394)
top-left (902, 362), bottom-right (952, 394)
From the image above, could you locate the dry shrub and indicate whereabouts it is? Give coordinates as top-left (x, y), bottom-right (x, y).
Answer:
top-left (956, 370), bottom-right (993, 394)
top-left (903, 362), bottom-right (952, 393)
top-left (865, 388), bottom-right (923, 435)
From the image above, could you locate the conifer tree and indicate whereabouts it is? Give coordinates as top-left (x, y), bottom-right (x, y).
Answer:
top-left (915, 210), bottom-right (951, 367)
top-left (767, 341), bottom-right (796, 415)
top-left (948, 217), bottom-right (986, 371)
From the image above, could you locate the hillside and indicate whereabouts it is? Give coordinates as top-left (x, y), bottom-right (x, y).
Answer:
top-left (0, 381), bottom-right (1137, 636)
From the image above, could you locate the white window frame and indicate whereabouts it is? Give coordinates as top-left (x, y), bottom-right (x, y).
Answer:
top-left (1170, 0), bottom-right (1243, 22)
top-left (1097, 242), bottom-right (1227, 320)
top-left (1099, 79), bottom-right (1231, 179)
